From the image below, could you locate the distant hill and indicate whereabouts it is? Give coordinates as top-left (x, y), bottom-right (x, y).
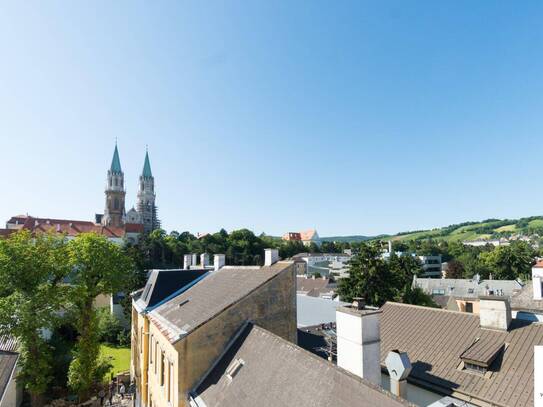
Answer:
top-left (320, 216), bottom-right (543, 244)
top-left (370, 216), bottom-right (543, 243)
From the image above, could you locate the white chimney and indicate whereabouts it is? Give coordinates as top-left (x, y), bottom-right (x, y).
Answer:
top-left (535, 346), bottom-right (543, 407)
top-left (200, 253), bottom-right (210, 267)
top-left (385, 350), bottom-right (412, 398)
top-left (336, 299), bottom-right (381, 385)
top-left (214, 254), bottom-right (225, 271)
top-left (191, 253), bottom-right (198, 267)
top-left (479, 297), bottom-right (511, 331)
top-left (264, 249), bottom-right (279, 266)
top-left (532, 263), bottom-right (543, 300)
top-left (183, 254), bottom-right (192, 270)
top-left (388, 240), bottom-right (392, 254)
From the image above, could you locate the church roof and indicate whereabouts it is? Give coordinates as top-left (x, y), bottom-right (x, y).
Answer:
top-left (110, 144), bottom-right (122, 173)
top-left (142, 151), bottom-right (152, 178)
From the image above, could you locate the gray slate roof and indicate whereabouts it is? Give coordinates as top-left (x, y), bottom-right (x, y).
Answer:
top-left (149, 262), bottom-right (293, 343)
top-left (511, 281), bottom-right (543, 313)
top-left (381, 302), bottom-right (543, 407)
top-left (414, 277), bottom-right (523, 299)
top-left (192, 323), bottom-right (412, 407)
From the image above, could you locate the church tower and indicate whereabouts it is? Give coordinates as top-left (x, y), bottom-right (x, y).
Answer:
top-left (102, 144), bottom-right (126, 228)
top-left (137, 149), bottom-right (159, 233)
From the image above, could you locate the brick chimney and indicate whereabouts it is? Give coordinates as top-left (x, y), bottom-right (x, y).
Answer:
top-left (264, 249), bottom-right (279, 266)
top-left (214, 254), bottom-right (225, 271)
top-left (336, 299), bottom-right (381, 385)
top-left (479, 296), bottom-right (511, 331)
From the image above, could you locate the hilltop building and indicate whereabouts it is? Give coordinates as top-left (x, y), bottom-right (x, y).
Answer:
top-left (282, 229), bottom-right (321, 246)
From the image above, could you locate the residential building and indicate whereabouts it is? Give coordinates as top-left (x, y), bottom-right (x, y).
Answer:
top-left (418, 255), bottom-right (442, 277)
top-left (131, 250), bottom-right (298, 407)
top-left (414, 276), bottom-right (525, 315)
top-left (0, 336), bottom-right (21, 407)
top-left (282, 229), bottom-right (321, 246)
top-left (533, 260), bottom-right (543, 300)
top-left (291, 252), bottom-right (352, 278)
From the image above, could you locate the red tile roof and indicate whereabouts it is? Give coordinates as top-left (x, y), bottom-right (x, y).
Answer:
top-left (7, 216), bottom-right (125, 238)
top-left (125, 223), bottom-right (144, 233)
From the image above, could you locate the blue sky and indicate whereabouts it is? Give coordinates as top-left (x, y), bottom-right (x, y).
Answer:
top-left (1, 1), bottom-right (543, 236)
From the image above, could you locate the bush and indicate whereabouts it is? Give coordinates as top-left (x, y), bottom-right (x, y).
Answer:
top-left (116, 330), bottom-right (131, 347)
top-left (97, 308), bottom-right (124, 345)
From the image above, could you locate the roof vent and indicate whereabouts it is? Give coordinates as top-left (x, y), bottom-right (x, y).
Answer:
top-left (226, 358), bottom-right (245, 381)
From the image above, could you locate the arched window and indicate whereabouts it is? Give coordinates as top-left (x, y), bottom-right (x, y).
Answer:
top-left (114, 198), bottom-right (119, 210)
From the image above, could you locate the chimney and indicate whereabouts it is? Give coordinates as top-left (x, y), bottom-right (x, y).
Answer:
top-left (183, 254), bottom-right (192, 270)
top-left (385, 350), bottom-right (411, 398)
top-left (214, 254), bottom-right (225, 271)
top-left (200, 253), bottom-right (210, 267)
top-left (336, 300), bottom-right (381, 385)
top-left (535, 346), bottom-right (543, 407)
top-left (479, 296), bottom-right (511, 331)
top-left (191, 253), bottom-right (198, 267)
top-left (264, 248), bottom-right (279, 266)
top-left (388, 240), bottom-right (392, 254)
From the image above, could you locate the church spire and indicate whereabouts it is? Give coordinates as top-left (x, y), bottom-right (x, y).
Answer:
top-left (142, 149), bottom-right (153, 178)
top-left (110, 143), bottom-right (122, 173)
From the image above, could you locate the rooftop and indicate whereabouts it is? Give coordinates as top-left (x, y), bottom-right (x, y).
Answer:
top-left (380, 302), bottom-right (543, 407)
top-left (148, 261), bottom-right (293, 343)
top-left (192, 323), bottom-right (412, 407)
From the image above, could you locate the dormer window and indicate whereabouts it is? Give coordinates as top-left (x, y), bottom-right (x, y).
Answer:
top-left (460, 338), bottom-right (505, 377)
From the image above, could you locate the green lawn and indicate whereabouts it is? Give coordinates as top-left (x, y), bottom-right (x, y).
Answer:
top-left (100, 344), bottom-right (130, 378)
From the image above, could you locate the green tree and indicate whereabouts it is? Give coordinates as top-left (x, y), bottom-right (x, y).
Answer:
top-left (0, 231), bottom-right (69, 406)
top-left (66, 233), bottom-right (133, 400)
top-left (480, 241), bottom-right (535, 280)
top-left (445, 259), bottom-right (465, 279)
top-left (338, 243), bottom-right (396, 306)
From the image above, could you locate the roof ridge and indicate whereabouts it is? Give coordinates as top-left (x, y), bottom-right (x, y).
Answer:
top-left (384, 301), bottom-right (479, 318)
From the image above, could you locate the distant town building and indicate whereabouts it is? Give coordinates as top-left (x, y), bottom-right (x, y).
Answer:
top-left (418, 255), bottom-right (442, 277)
top-left (282, 229), bottom-right (321, 246)
top-left (296, 275), bottom-right (337, 299)
top-left (291, 252), bottom-right (352, 278)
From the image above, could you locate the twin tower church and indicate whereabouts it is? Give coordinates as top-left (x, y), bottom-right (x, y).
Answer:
top-left (98, 144), bottom-right (160, 233)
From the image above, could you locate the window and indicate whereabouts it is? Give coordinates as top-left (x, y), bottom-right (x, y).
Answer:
top-left (432, 288), bottom-right (445, 295)
top-left (140, 327), bottom-right (143, 354)
top-left (468, 288), bottom-right (474, 294)
top-left (114, 198), bottom-right (119, 210)
top-left (466, 302), bottom-right (473, 313)
top-left (465, 362), bottom-right (487, 374)
top-left (149, 335), bottom-right (154, 364)
top-left (168, 362), bottom-right (174, 402)
top-left (160, 352), bottom-right (165, 386)
top-left (155, 342), bottom-right (158, 374)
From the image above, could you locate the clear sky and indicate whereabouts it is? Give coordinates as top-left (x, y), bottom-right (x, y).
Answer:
top-left (1, 1), bottom-right (543, 236)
